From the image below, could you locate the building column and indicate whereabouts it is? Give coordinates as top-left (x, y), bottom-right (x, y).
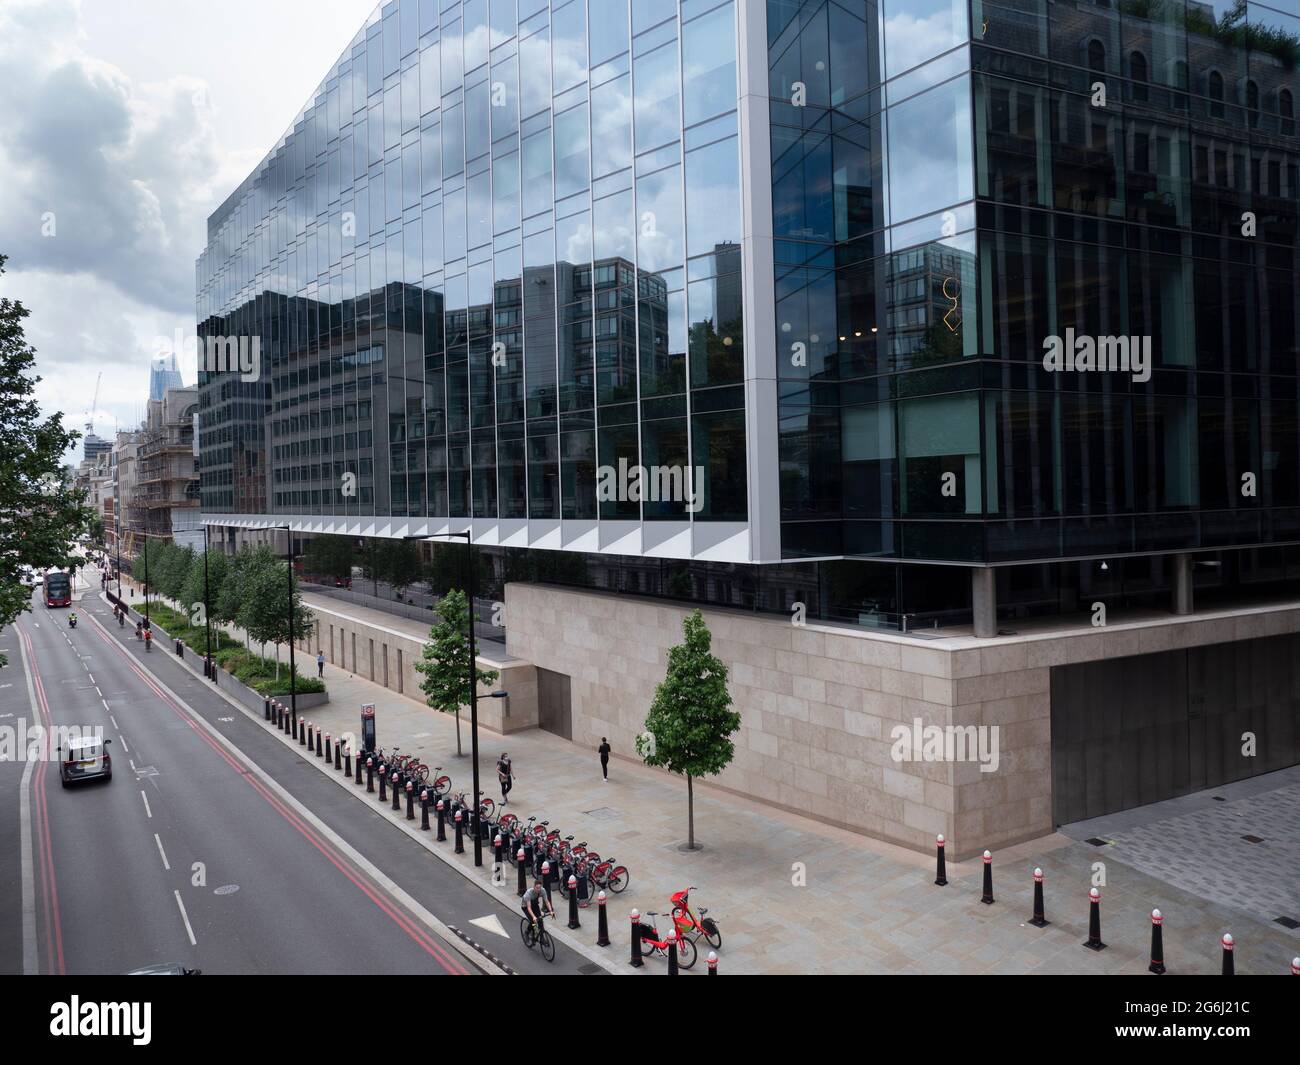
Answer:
top-left (972, 568), bottom-right (997, 638)
top-left (1172, 553), bottom-right (1193, 615)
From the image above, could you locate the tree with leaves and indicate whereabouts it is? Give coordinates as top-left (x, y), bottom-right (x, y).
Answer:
top-left (636, 610), bottom-right (740, 850)
top-left (0, 255), bottom-right (95, 666)
top-left (214, 546), bottom-right (274, 649)
top-left (180, 550), bottom-right (228, 652)
top-left (413, 587), bottom-right (498, 757)
top-left (239, 554), bottom-right (314, 679)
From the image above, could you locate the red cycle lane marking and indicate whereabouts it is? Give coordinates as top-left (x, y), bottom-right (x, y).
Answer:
top-left (87, 614), bottom-right (469, 975)
top-left (21, 626), bottom-right (66, 975)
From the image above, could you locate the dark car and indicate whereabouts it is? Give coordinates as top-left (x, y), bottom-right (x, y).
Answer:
top-left (58, 736), bottom-right (112, 786)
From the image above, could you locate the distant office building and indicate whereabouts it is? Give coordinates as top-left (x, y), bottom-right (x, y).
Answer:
top-left (148, 353), bottom-right (185, 402)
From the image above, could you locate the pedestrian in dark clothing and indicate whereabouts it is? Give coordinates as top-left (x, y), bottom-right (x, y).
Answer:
top-left (598, 737), bottom-right (611, 780)
top-left (497, 753), bottom-right (513, 803)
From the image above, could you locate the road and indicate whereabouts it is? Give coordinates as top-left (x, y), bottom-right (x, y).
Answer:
top-left (0, 573), bottom-right (587, 975)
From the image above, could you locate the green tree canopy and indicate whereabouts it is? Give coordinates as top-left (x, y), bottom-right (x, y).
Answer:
top-left (636, 610), bottom-right (740, 849)
top-left (413, 587), bottom-right (498, 757)
top-left (238, 553), bottom-right (314, 677)
top-left (180, 549), bottom-right (228, 642)
top-left (0, 254), bottom-right (94, 665)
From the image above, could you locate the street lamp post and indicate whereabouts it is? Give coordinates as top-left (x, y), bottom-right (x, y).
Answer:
top-left (115, 513), bottom-right (123, 602)
top-left (402, 529), bottom-right (484, 867)
top-left (142, 531), bottom-right (151, 624)
top-left (202, 523), bottom-right (216, 681)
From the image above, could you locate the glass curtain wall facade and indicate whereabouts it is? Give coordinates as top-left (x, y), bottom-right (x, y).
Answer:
top-left (769, 0), bottom-right (1300, 566)
top-left (197, 0), bottom-right (747, 545)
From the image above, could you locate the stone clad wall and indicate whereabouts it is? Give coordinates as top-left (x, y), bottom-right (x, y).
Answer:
top-left (504, 582), bottom-right (1016, 855)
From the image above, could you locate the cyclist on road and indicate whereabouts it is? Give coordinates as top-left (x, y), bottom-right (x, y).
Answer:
top-left (521, 879), bottom-right (553, 931)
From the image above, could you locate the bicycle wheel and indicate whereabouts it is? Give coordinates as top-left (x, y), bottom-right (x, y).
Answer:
top-left (608, 866), bottom-right (629, 893)
top-left (410, 764), bottom-right (429, 784)
top-left (538, 929), bottom-right (555, 963)
top-left (519, 917), bottom-right (535, 949)
top-left (676, 936), bottom-right (698, 970)
top-left (702, 919), bottom-right (722, 951)
top-left (432, 775), bottom-right (451, 796)
top-left (479, 798), bottom-right (496, 822)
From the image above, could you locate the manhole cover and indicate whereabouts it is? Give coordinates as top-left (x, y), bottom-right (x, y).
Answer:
top-left (575, 962), bottom-right (605, 975)
top-left (581, 807), bottom-right (620, 820)
top-left (1241, 834), bottom-right (1264, 844)
top-left (213, 884), bottom-right (240, 896)
top-left (1212, 796), bottom-right (1226, 802)
top-left (1273, 915), bottom-right (1299, 930)
top-left (1084, 837), bottom-right (1110, 847)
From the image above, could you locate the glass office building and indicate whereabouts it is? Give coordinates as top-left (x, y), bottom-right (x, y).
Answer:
top-left (200, 0), bottom-right (1300, 630)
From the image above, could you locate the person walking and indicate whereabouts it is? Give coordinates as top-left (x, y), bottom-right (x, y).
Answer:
top-left (496, 752), bottom-right (513, 805)
top-left (598, 737), bottom-right (611, 780)
top-left (316, 650), bottom-right (325, 678)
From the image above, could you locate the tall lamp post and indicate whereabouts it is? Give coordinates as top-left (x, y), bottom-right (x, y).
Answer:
top-left (269, 525), bottom-right (298, 723)
top-left (114, 512), bottom-right (123, 602)
top-left (202, 523), bottom-right (216, 682)
top-left (402, 529), bottom-right (484, 867)
top-left (142, 530), bottom-right (151, 624)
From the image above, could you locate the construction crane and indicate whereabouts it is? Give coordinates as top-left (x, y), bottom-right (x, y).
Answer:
top-left (85, 371), bottom-right (102, 436)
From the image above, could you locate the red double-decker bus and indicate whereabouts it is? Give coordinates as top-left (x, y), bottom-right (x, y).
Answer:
top-left (44, 570), bottom-right (72, 608)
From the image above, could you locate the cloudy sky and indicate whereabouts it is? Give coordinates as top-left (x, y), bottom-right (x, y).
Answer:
top-left (0, 0), bottom-right (376, 460)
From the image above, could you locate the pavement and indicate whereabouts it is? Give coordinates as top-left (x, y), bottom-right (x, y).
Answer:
top-left (110, 573), bottom-right (1300, 975)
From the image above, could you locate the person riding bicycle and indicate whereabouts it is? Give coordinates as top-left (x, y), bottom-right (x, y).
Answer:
top-left (521, 879), bottom-right (554, 931)
top-left (135, 620), bottom-right (143, 640)
top-left (143, 626), bottom-right (152, 648)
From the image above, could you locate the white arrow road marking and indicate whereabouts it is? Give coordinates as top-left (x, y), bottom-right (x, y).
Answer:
top-left (469, 915), bottom-right (509, 939)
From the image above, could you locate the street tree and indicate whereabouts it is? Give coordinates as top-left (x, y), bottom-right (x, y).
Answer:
top-left (0, 254), bottom-right (94, 666)
top-left (636, 610), bottom-right (740, 850)
top-left (413, 587), bottom-right (498, 757)
top-left (181, 550), bottom-right (228, 650)
top-left (239, 555), bottom-right (314, 678)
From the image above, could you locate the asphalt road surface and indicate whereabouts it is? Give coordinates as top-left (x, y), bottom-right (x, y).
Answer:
top-left (0, 575), bottom-right (589, 975)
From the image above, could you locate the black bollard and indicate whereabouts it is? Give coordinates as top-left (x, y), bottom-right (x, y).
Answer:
top-left (378, 766), bottom-right (387, 802)
top-left (667, 939), bottom-right (679, 975)
top-left (517, 849), bottom-right (527, 896)
top-left (1084, 887), bottom-right (1106, 951)
top-left (542, 861), bottom-right (553, 902)
top-left (333, 739), bottom-right (342, 771)
top-left (1291, 957), bottom-right (1299, 976)
top-left (300, 720), bottom-right (308, 748)
top-left (436, 801), bottom-right (447, 841)
top-left (596, 890), bottom-right (610, 947)
top-left (392, 777), bottom-right (402, 811)
top-left (1221, 933), bottom-right (1234, 975)
top-left (1149, 910), bottom-right (1166, 975)
top-left (630, 910), bottom-right (643, 968)
top-left (420, 790), bottom-right (430, 830)
top-left (280, 704), bottom-right (287, 732)
top-left (1029, 867), bottom-right (1049, 927)
top-left (317, 731), bottom-right (325, 759)
top-left (934, 833), bottom-right (948, 886)
top-left (454, 811), bottom-right (465, 853)
top-left (708, 951), bottom-right (718, 975)
top-left (324, 734), bottom-right (332, 762)
top-left (981, 850), bottom-right (994, 904)
top-left (568, 876), bottom-right (581, 930)
top-left (406, 782), bottom-right (415, 820)
top-left (264, 696), bottom-right (271, 721)
top-left (494, 834), bottom-right (504, 866)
